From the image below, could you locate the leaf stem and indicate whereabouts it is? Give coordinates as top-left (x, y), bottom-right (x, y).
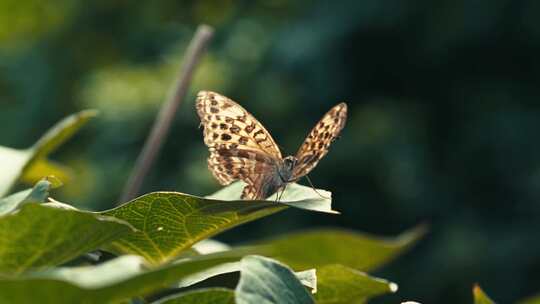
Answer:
top-left (120, 24), bottom-right (214, 203)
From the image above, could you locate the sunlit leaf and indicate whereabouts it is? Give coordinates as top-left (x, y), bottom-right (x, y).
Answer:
top-left (173, 255), bottom-right (316, 290)
top-left (473, 285), bottom-right (496, 304)
top-left (0, 179), bottom-right (48, 216)
top-left (261, 225), bottom-right (426, 271)
top-left (296, 269), bottom-right (317, 293)
top-left (235, 255), bottom-right (314, 304)
top-left (102, 183), bottom-right (336, 265)
top-left (162, 268), bottom-right (317, 304)
top-left (0, 110), bottom-right (97, 196)
top-left (20, 159), bottom-right (72, 185)
top-left (314, 264), bottom-right (397, 304)
top-left (192, 239), bottom-right (231, 254)
top-left (207, 181), bottom-right (338, 214)
top-left (0, 203), bottom-right (133, 274)
top-left (0, 252), bottom-right (245, 303)
top-left (0, 188), bottom-right (32, 215)
top-left (518, 294), bottom-right (540, 304)
top-left (0, 146), bottom-right (31, 197)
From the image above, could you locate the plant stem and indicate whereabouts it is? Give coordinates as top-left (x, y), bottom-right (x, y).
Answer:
top-left (120, 24), bottom-right (214, 203)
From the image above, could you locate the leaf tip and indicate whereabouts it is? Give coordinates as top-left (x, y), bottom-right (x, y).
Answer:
top-left (389, 282), bottom-right (399, 293)
top-left (473, 284), bottom-right (495, 303)
top-left (44, 175), bottom-right (63, 188)
top-left (79, 109), bottom-right (100, 119)
top-left (397, 224), bottom-right (429, 246)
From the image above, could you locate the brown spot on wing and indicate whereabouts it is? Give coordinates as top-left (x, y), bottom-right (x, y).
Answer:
top-left (239, 136), bottom-right (249, 145)
top-left (195, 90), bottom-right (286, 196)
top-left (291, 102), bottom-right (347, 180)
top-left (230, 125), bottom-right (240, 134)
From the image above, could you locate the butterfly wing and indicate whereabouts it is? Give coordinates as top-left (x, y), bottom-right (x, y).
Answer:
top-left (196, 91), bottom-right (282, 198)
top-left (291, 103), bottom-right (347, 180)
top-left (241, 175), bottom-right (267, 200)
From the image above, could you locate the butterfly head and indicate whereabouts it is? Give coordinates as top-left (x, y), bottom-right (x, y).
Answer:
top-left (283, 155), bottom-right (298, 170)
top-left (279, 156), bottom-right (298, 182)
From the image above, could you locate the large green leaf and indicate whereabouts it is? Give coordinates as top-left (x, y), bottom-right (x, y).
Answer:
top-left (0, 252), bottom-right (246, 303)
top-left (314, 264), bottom-right (397, 304)
top-left (261, 225), bottom-right (425, 271)
top-left (185, 226), bottom-right (424, 276)
top-left (473, 285), bottom-right (495, 304)
top-left (0, 110), bottom-right (97, 196)
top-left (102, 183), bottom-right (337, 265)
top-left (235, 255), bottom-right (314, 304)
top-left (154, 288), bottom-right (235, 304)
top-left (0, 203), bottom-right (133, 274)
top-left (155, 265), bottom-right (396, 304)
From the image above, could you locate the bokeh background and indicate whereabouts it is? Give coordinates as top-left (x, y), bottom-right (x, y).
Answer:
top-left (2, 1), bottom-right (540, 303)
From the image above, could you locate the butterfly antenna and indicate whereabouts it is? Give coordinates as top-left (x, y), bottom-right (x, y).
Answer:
top-left (305, 175), bottom-right (331, 200)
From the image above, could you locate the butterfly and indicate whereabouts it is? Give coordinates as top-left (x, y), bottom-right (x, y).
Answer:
top-left (196, 91), bottom-right (347, 200)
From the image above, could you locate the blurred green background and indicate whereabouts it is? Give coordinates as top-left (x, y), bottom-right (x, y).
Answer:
top-left (2, 0), bottom-right (540, 303)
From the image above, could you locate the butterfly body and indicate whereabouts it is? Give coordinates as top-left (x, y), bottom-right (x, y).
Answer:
top-left (278, 156), bottom-right (298, 183)
top-left (196, 91), bottom-right (347, 200)
top-left (255, 156), bottom-right (298, 199)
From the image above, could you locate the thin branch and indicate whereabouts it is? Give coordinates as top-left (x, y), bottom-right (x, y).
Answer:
top-left (120, 24), bottom-right (214, 203)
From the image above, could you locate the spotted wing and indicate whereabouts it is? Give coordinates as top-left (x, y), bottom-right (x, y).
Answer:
top-left (207, 147), bottom-right (274, 187)
top-left (241, 175), bottom-right (267, 200)
top-left (196, 91), bottom-right (281, 198)
top-left (291, 102), bottom-right (347, 180)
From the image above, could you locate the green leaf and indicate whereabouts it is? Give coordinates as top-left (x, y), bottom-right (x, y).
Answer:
top-left (192, 239), bottom-right (231, 254)
top-left (0, 252), bottom-right (246, 303)
top-left (314, 264), bottom-right (397, 304)
top-left (172, 254), bottom-right (316, 290)
top-left (0, 110), bottom-right (97, 196)
top-left (20, 159), bottom-right (72, 185)
top-left (102, 183), bottom-right (337, 265)
top-left (160, 266), bottom-right (316, 304)
top-left (0, 188), bottom-right (31, 215)
top-left (176, 262), bottom-right (241, 288)
top-left (31, 110), bottom-right (98, 160)
top-left (0, 177), bottom-right (60, 216)
top-left (207, 181), bottom-right (338, 214)
top-left (263, 225), bottom-right (426, 271)
top-left (517, 294), bottom-right (540, 304)
top-left (154, 288), bottom-right (235, 304)
top-left (295, 269), bottom-right (317, 293)
top-left (473, 285), bottom-right (496, 304)
top-left (235, 255), bottom-right (314, 304)
top-left (0, 203), bottom-right (133, 274)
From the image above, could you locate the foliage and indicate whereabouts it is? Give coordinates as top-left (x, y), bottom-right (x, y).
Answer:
top-left (0, 113), bottom-right (419, 303)
top-left (0, 110), bottom-right (96, 197)
top-left (473, 285), bottom-right (495, 304)
top-left (2, 2), bottom-right (540, 302)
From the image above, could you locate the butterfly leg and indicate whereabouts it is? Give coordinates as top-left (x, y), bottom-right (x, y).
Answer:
top-left (276, 184), bottom-right (287, 203)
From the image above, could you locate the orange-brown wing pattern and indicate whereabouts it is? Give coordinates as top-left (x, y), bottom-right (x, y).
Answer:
top-left (196, 91), bottom-right (282, 159)
top-left (207, 147), bottom-right (274, 186)
top-left (292, 103), bottom-right (347, 180)
top-left (240, 174), bottom-right (267, 200)
top-left (196, 91), bottom-right (281, 191)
